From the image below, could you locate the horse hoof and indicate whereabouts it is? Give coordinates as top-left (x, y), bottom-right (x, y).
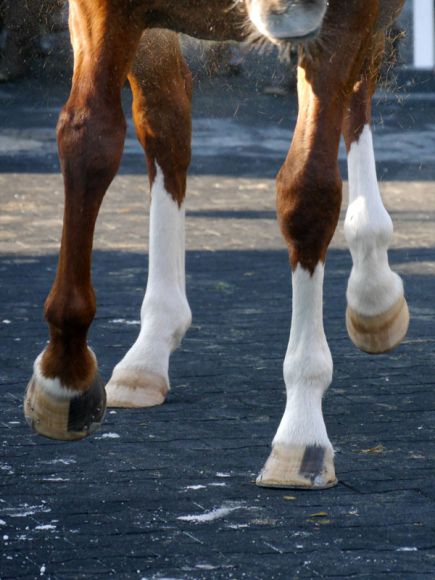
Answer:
top-left (105, 368), bottom-right (168, 408)
top-left (346, 296), bottom-right (409, 354)
top-left (256, 444), bottom-right (338, 489)
top-left (24, 373), bottom-right (106, 441)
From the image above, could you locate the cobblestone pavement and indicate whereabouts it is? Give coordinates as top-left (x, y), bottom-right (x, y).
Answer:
top-left (1, 67), bottom-right (435, 579)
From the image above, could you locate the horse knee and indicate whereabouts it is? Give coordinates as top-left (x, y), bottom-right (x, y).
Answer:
top-left (276, 165), bottom-right (342, 270)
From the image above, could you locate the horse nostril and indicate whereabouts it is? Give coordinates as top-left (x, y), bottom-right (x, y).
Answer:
top-left (269, 0), bottom-right (292, 16)
top-left (270, 8), bottom-right (288, 16)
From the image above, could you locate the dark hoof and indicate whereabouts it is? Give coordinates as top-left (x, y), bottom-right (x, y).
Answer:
top-left (24, 373), bottom-right (106, 441)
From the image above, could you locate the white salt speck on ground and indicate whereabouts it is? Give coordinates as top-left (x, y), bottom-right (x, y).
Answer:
top-left (0, 519), bottom-right (6, 525)
top-left (43, 458), bottom-right (76, 465)
top-left (3, 504), bottom-right (51, 518)
top-left (35, 524), bottom-right (56, 531)
top-left (40, 564), bottom-right (46, 576)
top-left (216, 472), bottom-right (231, 478)
top-left (0, 463), bottom-right (13, 472)
top-left (42, 478), bottom-right (69, 482)
top-left (209, 482), bottom-right (227, 487)
top-left (2, 319), bottom-right (11, 324)
top-left (177, 503), bottom-right (244, 523)
top-left (3, 535), bottom-right (9, 540)
top-left (110, 318), bottom-right (140, 325)
top-left (396, 547), bottom-right (418, 552)
top-left (141, 578), bottom-right (179, 580)
top-left (183, 485), bottom-right (206, 491)
top-left (96, 433), bottom-right (120, 439)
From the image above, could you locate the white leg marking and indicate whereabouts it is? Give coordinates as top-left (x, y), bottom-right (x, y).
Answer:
top-left (32, 349), bottom-right (97, 400)
top-left (273, 263), bottom-right (333, 450)
top-left (111, 164), bottom-right (191, 388)
top-left (345, 125), bottom-right (403, 316)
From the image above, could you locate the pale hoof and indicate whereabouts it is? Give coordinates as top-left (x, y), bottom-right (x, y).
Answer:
top-left (24, 373), bottom-right (106, 441)
top-left (256, 444), bottom-right (338, 489)
top-left (346, 296), bottom-right (409, 354)
top-left (105, 368), bottom-right (168, 408)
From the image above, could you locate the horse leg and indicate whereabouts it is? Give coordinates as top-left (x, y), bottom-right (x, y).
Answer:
top-left (24, 1), bottom-right (142, 439)
top-left (256, 4), bottom-right (381, 489)
top-left (106, 31), bottom-right (192, 407)
top-left (343, 32), bottom-right (409, 354)
top-left (256, 70), bottom-right (339, 488)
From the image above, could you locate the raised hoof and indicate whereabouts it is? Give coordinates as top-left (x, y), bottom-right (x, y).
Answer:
top-left (346, 296), bottom-right (409, 354)
top-left (105, 368), bottom-right (168, 408)
top-left (256, 444), bottom-right (338, 490)
top-left (24, 373), bottom-right (106, 441)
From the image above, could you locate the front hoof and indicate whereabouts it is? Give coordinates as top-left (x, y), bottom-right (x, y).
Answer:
top-left (346, 296), bottom-right (409, 354)
top-left (256, 444), bottom-right (337, 489)
top-left (105, 368), bottom-right (168, 408)
top-left (24, 373), bottom-right (106, 441)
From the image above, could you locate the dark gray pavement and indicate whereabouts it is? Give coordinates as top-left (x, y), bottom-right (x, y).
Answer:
top-left (1, 55), bottom-right (435, 579)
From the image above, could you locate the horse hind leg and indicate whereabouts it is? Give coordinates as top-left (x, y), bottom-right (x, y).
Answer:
top-left (24, 1), bottom-right (142, 439)
top-left (343, 33), bottom-right (409, 354)
top-left (105, 30), bottom-right (192, 408)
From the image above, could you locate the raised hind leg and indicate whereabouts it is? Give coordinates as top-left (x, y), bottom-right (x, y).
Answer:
top-left (256, 3), bottom-right (381, 489)
top-left (24, 1), bottom-right (142, 439)
top-left (106, 31), bottom-right (192, 407)
top-left (343, 32), bottom-right (409, 354)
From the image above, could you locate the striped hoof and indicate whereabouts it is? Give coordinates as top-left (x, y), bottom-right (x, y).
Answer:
top-left (256, 444), bottom-right (338, 489)
top-left (346, 296), bottom-right (409, 354)
top-left (105, 368), bottom-right (168, 408)
top-left (24, 373), bottom-right (106, 441)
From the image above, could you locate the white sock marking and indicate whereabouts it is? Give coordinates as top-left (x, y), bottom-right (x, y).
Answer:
top-left (33, 349), bottom-right (97, 400)
top-left (273, 264), bottom-right (333, 449)
top-left (345, 125), bottom-right (404, 316)
top-left (112, 164), bottom-right (191, 385)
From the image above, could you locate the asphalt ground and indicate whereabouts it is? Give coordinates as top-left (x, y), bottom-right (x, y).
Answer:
top-left (1, 51), bottom-right (435, 579)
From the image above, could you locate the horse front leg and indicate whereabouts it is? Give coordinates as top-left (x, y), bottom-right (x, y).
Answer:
top-left (256, 64), bottom-right (342, 489)
top-left (106, 31), bottom-right (192, 407)
top-left (24, 1), bottom-right (141, 440)
top-left (343, 34), bottom-right (409, 354)
top-left (256, 5), bottom-right (382, 487)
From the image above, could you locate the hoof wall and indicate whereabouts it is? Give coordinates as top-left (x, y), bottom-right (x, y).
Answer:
top-left (105, 369), bottom-right (168, 408)
top-left (256, 444), bottom-right (337, 490)
top-left (24, 373), bottom-right (106, 441)
top-left (346, 296), bottom-right (409, 354)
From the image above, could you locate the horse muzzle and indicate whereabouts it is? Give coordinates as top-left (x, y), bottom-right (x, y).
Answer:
top-left (246, 0), bottom-right (327, 43)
